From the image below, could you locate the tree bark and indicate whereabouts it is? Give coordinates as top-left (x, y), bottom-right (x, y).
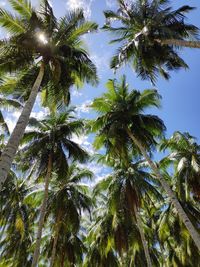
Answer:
top-left (49, 211), bottom-right (62, 267)
top-left (0, 62), bottom-right (45, 190)
top-left (134, 205), bottom-right (152, 267)
top-left (127, 129), bottom-right (200, 251)
top-left (155, 39), bottom-right (200, 48)
top-left (31, 153), bottom-right (52, 267)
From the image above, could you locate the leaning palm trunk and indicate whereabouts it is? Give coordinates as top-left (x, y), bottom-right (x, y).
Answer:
top-left (0, 62), bottom-right (45, 190)
top-left (31, 153), bottom-right (52, 267)
top-left (127, 129), bottom-right (200, 251)
top-left (50, 211), bottom-right (62, 267)
top-left (155, 39), bottom-right (200, 48)
top-left (133, 205), bottom-right (152, 267)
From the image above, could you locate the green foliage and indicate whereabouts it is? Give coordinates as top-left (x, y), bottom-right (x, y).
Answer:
top-left (0, 1), bottom-right (98, 109)
top-left (0, 1), bottom-right (200, 266)
top-left (104, 0), bottom-right (199, 83)
top-left (21, 109), bottom-right (89, 179)
top-left (160, 131), bottom-right (200, 201)
top-left (90, 75), bottom-right (166, 160)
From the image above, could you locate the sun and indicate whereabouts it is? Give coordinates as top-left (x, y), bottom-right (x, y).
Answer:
top-left (37, 33), bottom-right (48, 44)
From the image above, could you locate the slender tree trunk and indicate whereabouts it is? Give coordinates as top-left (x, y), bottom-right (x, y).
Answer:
top-left (31, 153), bottom-right (52, 267)
top-left (49, 211), bottom-right (62, 267)
top-left (155, 39), bottom-right (200, 48)
top-left (61, 252), bottom-right (65, 267)
top-left (133, 205), bottom-right (152, 267)
top-left (127, 129), bottom-right (200, 251)
top-left (0, 62), bottom-right (45, 190)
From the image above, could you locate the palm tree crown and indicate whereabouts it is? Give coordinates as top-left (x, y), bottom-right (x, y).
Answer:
top-left (104, 0), bottom-right (200, 83)
top-left (90, 75), bottom-right (165, 158)
top-left (160, 131), bottom-right (200, 201)
top-left (0, 0), bottom-right (98, 84)
top-left (22, 109), bottom-right (89, 177)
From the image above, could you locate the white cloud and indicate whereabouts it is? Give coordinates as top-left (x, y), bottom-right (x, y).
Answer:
top-left (71, 90), bottom-right (83, 98)
top-left (5, 108), bottom-right (48, 133)
top-left (72, 133), bottom-right (94, 155)
top-left (91, 52), bottom-right (110, 74)
top-left (66, 0), bottom-right (93, 18)
top-left (75, 99), bottom-right (92, 117)
top-left (5, 111), bottom-right (20, 133)
top-left (106, 0), bottom-right (116, 8)
top-left (30, 110), bottom-right (47, 120)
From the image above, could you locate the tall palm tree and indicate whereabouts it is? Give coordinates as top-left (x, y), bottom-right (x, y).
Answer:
top-left (103, 0), bottom-right (200, 82)
top-left (160, 131), bottom-right (200, 201)
top-left (21, 109), bottom-right (89, 267)
top-left (93, 159), bottom-right (162, 267)
top-left (0, 0), bottom-right (98, 187)
top-left (90, 76), bottom-right (200, 250)
top-left (44, 164), bottom-right (93, 267)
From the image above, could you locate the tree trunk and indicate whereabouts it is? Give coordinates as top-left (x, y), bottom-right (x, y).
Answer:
top-left (155, 39), bottom-right (200, 48)
top-left (133, 205), bottom-right (152, 267)
top-left (127, 129), bottom-right (200, 251)
top-left (0, 62), bottom-right (45, 190)
top-left (31, 153), bottom-right (52, 267)
top-left (61, 252), bottom-right (65, 267)
top-left (49, 211), bottom-right (62, 267)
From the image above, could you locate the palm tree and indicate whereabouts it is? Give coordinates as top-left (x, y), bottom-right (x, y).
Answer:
top-left (21, 109), bottom-right (89, 267)
top-left (85, 209), bottom-right (123, 267)
top-left (44, 164), bottom-right (93, 267)
top-left (90, 76), bottom-right (200, 250)
top-left (0, 0), bottom-right (98, 188)
top-left (93, 158), bottom-right (162, 267)
top-left (103, 0), bottom-right (200, 82)
top-left (157, 202), bottom-right (200, 266)
top-left (160, 131), bottom-right (200, 201)
top-left (0, 172), bottom-right (34, 267)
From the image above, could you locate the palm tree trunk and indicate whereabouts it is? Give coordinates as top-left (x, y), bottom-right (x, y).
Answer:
top-left (127, 129), bottom-right (200, 251)
top-left (61, 252), bottom-right (65, 267)
top-left (50, 211), bottom-right (62, 267)
top-left (0, 62), bottom-right (45, 190)
top-left (31, 153), bottom-right (52, 267)
top-left (133, 205), bottom-right (152, 267)
top-left (155, 39), bottom-right (200, 48)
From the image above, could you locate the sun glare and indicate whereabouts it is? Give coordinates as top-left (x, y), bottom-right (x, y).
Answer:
top-left (38, 33), bottom-right (48, 44)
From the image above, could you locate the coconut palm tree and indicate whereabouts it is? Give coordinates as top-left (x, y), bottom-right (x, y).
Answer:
top-left (0, 0), bottom-right (98, 188)
top-left (93, 158), bottom-right (162, 267)
top-left (85, 193), bottom-right (154, 267)
top-left (44, 164), bottom-right (93, 267)
top-left (85, 208), bottom-right (124, 267)
top-left (0, 172), bottom-right (34, 267)
top-left (157, 201), bottom-right (200, 266)
top-left (90, 76), bottom-right (200, 250)
top-left (160, 131), bottom-right (200, 201)
top-left (103, 0), bottom-right (200, 82)
top-left (21, 109), bottom-right (89, 267)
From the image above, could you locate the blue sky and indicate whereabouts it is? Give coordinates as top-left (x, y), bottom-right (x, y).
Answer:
top-left (2, 0), bottom-right (200, 179)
